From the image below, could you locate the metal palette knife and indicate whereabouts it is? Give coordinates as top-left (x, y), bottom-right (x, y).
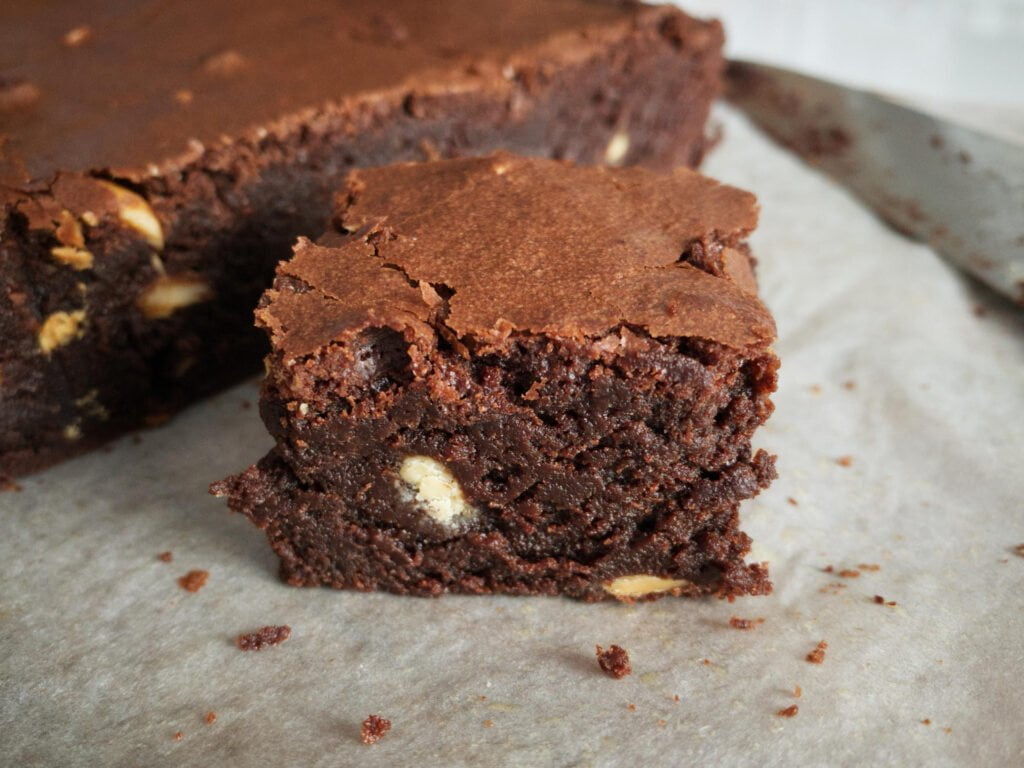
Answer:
top-left (726, 60), bottom-right (1024, 305)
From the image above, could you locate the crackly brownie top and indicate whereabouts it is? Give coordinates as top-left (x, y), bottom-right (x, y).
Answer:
top-left (0, 0), bottom-right (696, 186)
top-left (259, 153), bottom-right (776, 358)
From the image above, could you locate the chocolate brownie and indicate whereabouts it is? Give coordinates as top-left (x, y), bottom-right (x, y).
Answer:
top-left (212, 153), bottom-right (777, 601)
top-left (0, 0), bottom-right (725, 475)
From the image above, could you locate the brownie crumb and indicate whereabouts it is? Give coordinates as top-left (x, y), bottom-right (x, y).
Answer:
top-left (838, 569), bottom-right (860, 579)
top-left (595, 644), bottom-right (632, 679)
top-left (787, 497), bottom-right (798, 506)
top-left (794, 685), bottom-right (802, 699)
top-left (673, 694), bottom-right (681, 703)
top-left (873, 595), bottom-right (885, 604)
top-left (158, 551), bottom-right (173, 563)
top-left (943, 727), bottom-right (953, 734)
top-left (204, 711), bottom-right (217, 725)
top-left (702, 658), bottom-right (713, 666)
top-left (819, 582), bottom-right (847, 595)
top-left (835, 456), bottom-right (854, 468)
top-left (627, 703), bottom-right (637, 712)
top-left (360, 715), bottom-right (392, 745)
top-left (1014, 544), bottom-right (1024, 558)
top-left (178, 569), bottom-right (209, 592)
top-left (922, 719), bottom-right (932, 726)
top-left (236, 625), bottom-right (291, 651)
top-left (483, 719), bottom-right (494, 728)
top-left (858, 563), bottom-right (881, 572)
top-left (173, 731), bottom-right (184, 741)
top-left (728, 616), bottom-right (765, 630)
top-left (806, 641), bottom-right (828, 664)
top-left (809, 384), bottom-right (822, 395)
top-left (0, 476), bottom-right (22, 492)
top-left (777, 705), bottom-right (799, 718)
top-left (822, 565), bottom-right (834, 573)
top-left (842, 380), bottom-right (856, 390)
top-left (657, 719), bottom-right (667, 728)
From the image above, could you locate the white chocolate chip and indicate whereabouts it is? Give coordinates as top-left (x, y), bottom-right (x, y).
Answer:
top-left (50, 246), bottom-right (94, 270)
top-left (298, 402), bottom-right (309, 416)
top-left (398, 455), bottom-right (476, 528)
top-left (603, 574), bottom-right (690, 598)
top-left (63, 423), bottom-right (82, 441)
top-left (603, 131), bottom-right (630, 166)
top-left (96, 180), bottom-right (164, 250)
top-left (137, 275), bottom-right (213, 319)
top-left (62, 26), bottom-right (92, 47)
top-left (81, 211), bottom-right (99, 227)
top-left (38, 309), bottom-right (87, 354)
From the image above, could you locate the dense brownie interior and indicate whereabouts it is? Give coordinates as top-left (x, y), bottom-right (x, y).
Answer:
top-left (215, 154), bottom-right (778, 600)
top-left (0, 1), bottom-right (724, 475)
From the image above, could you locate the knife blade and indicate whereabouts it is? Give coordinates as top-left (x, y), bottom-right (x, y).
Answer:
top-left (726, 60), bottom-right (1024, 305)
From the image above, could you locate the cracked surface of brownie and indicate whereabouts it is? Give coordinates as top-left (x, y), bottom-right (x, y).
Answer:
top-left (214, 153), bottom-right (778, 600)
top-left (0, 0), bottom-right (725, 475)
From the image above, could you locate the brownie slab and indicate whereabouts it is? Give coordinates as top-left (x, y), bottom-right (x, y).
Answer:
top-left (213, 153), bottom-right (778, 601)
top-left (0, 0), bottom-right (725, 475)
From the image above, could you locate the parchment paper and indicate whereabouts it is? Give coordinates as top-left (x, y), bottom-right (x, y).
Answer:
top-left (2, 106), bottom-right (1023, 768)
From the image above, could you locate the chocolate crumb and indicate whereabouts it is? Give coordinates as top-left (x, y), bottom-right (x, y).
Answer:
top-left (943, 726), bottom-right (953, 734)
top-left (806, 641), bottom-right (828, 664)
top-left (922, 719), bottom-right (931, 726)
top-left (702, 658), bottom-right (713, 666)
top-left (858, 563), bottom-right (881, 572)
top-left (794, 685), bottom-right (802, 698)
top-left (627, 703), bottom-right (637, 712)
top-left (838, 569), bottom-right (861, 579)
top-left (822, 564), bottom-right (834, 573)
top-left (842, 380), bottom-right (856, 390)
top-left (360, 714), bottom-right (391, 745)
top-left (873, 595), bottom-right (885, 604)
top-left (173, 731), bottom-right (184, 741)
top-left (728, 616), bottom-right (765, 630)
top-left (178, 569), bottom-right (209, 592)
top-left (835, 455), bottom-right (853, 468)
top-left (777, 705), bottom-right (799, 718)
top-left (595, 644), bottom-right (632, 679)
top-left (204, 711), bottom-right (217, 725)
top-left (673, 694), bottom-right (681, 703)
top-left (819, 582), bottom-right (847, 595)
top-left (158, 551), bottom-right (173, 563)
top-left (787, 496), bottom-right (798, 506)
top-left (236, 625), bottom-right (291, 651)
top-left (1014, 544), bottom-right (1024, 558)
top-left (483, 719), bottom-right (494, 728)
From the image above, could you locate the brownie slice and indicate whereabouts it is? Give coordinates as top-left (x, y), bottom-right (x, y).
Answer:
top-left (0, 0), bottom-right (725, 475)
top-left (213, 153), bottom-right (778, 601)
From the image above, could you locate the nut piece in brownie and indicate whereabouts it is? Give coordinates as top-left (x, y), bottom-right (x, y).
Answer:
top-left (213, 153), bottom-right (778, 601)
top-left (0, 0), bottom-right (725, 476)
